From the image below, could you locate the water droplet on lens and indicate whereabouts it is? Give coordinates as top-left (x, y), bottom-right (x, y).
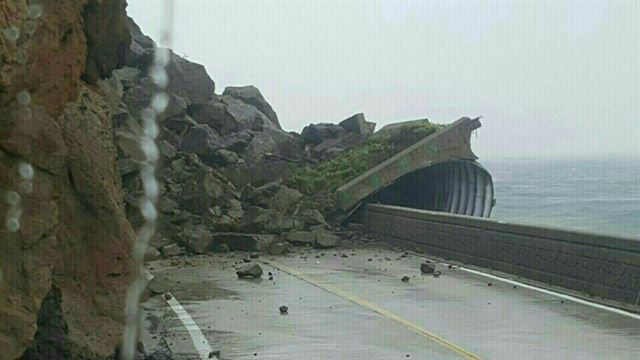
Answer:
top-left (154, 48), bottom-right (171, 67)
top-left (140, 136), bottom-right (159, 162)
top-left (18, 162), bottom-right (34, 180)
top-left (151, 93), bottom-right (169, 113)
top-left (17, 90), bottom-right (31, 105)
top-left (149, 66), bottom-right (168, 89)
top-left (27, 4), bottom-right (43, 19)
top-left (6, 217), bottom-right (20, 232)
top-left (6, 191), bottom-right (21, 206)
top-left (3, 25), bottom-right (19, 42)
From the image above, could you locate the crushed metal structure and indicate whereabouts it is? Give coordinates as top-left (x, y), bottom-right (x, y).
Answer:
top-left (337, 117), bottom-right (494, 217)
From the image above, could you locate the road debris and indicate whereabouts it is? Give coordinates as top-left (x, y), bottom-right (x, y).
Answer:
top-left (236, 264), bottom-right (263, 278)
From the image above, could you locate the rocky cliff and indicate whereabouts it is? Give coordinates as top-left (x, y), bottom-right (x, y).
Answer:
top-left (0, 1), bottom-right (443, 358)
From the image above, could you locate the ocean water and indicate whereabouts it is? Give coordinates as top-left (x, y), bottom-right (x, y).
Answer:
top-left (482, 158), bottom-right (640, 239)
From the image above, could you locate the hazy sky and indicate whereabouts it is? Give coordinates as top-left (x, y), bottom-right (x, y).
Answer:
top-left (128, 0), bottom-right (639, 159)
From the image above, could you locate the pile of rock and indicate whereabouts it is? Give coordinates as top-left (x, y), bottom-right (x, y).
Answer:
top-left (106, 17), bottom-right (381, 260)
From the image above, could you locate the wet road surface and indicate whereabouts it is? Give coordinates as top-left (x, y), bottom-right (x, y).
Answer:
top-left (142, 245), bottom-right (640, 359)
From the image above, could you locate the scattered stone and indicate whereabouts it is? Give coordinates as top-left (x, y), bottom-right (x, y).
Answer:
top-left (208, 350), bottom-right (221, 358)
top-left (163, 293), bottom-right (172, 301)
top-left (249, 253), bottom-right (260, 259)
top-left (487, 282), bottom-right (492, 287)
top-left (420, 262), bottom-right (436, 274)
top-left (433, 271), bottom-right (441, 278)
top-left (236, 264), bottom-right (263, 278)
top-left (279, 305), bottom-right (288, 315)
top-left (242, 258), bottom-right (251, 263)
top-left (401, 276), bottom-right (410, 282)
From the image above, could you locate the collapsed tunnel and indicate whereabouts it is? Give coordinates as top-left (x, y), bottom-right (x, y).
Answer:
top-left (366, 160), bottom-right (494, 217)
top-left (336, 117), bottom-right (495, 218)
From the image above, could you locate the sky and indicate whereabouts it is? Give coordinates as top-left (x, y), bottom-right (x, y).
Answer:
top-left (127, 0), bottom-right (639, 160)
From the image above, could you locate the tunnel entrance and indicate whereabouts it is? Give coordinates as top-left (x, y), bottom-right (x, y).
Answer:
top-left (365, 160), bottom-right (494, 217)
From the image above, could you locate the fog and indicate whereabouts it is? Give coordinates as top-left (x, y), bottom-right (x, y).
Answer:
top-left (128, 0), bottom-right (639, 159)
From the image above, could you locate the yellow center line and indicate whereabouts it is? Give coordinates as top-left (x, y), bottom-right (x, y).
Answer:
top-left (264, 259), bottom-right (481, 360)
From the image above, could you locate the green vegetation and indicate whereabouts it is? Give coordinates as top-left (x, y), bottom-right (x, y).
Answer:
top-left (287, 121), bottom-right (445, 196)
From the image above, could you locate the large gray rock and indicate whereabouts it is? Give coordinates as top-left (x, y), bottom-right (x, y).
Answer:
top-left (161, 243), bottom-right (184, 257)
top-left (123, 77), bottom-right (187, 119)
top-left (236, 264), bottom-right (263, 278)
top-left (249, 181), bottom-right (302, 214)
top-left (179, 225), bottom-right (214, 254)
top-left (242, 206), bottom-right (294, 234)
top-left (221, 95), bottom-right (278, 133)
top-left (165, 114), bottom-right (198, 135)
top-left (211, 232), bottom-right (274, 251)
top-left (313, 230), bottom-right (341, 249)
top-left (219, 130), bottom-right (254, 152)
top-left (223, 86), bottom-right (281, 129)
top-left (245, 128), bottom-right (303, 164)
top-left (339, 113), bottom-right (376, 136)
top-left (286, 231), bottom-right (316, 246)
top-left (129, 47), bottom-right (215, 104)
top-left (180, 124), bottom-right (223, 162)
top-left (301, 123), bottom-right (344, 145)
top-left (187, 100), bottom-right (228, 132)
top-left (266, 240), bottom-right (291, 255)
top-left (178, 168), bottom-right (229, 214)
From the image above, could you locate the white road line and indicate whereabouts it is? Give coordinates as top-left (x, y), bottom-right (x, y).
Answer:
top-left (164, 294), bottom-right (214, 359)
top-left (456, 266), bottom-right (640, 320)
top-left (144, 269), bottom-right (215, 359)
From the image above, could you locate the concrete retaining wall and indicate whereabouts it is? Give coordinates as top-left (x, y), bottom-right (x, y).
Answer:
top-left (360, 204), bottom-right (640, 307)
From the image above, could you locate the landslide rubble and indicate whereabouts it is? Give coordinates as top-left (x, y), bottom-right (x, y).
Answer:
top-left (1, 1), bottom-right (444, 358)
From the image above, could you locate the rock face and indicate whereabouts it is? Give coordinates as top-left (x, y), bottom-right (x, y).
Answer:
top-left (1, 1), bottom-right (133, 358)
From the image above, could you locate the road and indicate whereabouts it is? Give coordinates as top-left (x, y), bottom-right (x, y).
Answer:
top-left (141, 245), bottom-right (640, 359)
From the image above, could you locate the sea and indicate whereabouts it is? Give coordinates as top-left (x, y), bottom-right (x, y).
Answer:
top-left (482, 158), bottom-right (640, 239)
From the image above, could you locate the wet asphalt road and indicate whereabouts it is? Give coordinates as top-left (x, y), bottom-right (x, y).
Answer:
top-left (142, 245), bottom-right (640, 359)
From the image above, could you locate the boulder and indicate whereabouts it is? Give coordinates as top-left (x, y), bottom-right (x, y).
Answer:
top-left (286, 231), bottom-right (316, 246)
top-left (179, 225), bottom-right (214, 254)
top-left (313, 230), bottom-right (341, 249)
top-left (222, 95), bottom-right (278, 133)
top-left (187, 100), bottom-right (228, 131)
top-left (165, 114), bottom-right (198, 135)
top-left (210, 149), bottom-right (239, 166)
top-left (123, 77), bottom-right (187, 119)
top-left (420, 262), bottom-right (436, 274)
top-left (223, 86), bottom-right (281, 129)
top-left (161, 243), bottom-right (184, 257)
top-left (178, 168), bottom-right (229, 214)
top-left (219, 130), bottom-right (255, 152)
top-left (249, 181), bottom-right (302, 214)
top-left (236, 264), bottom-right (263, 278)
top-left (339, 113), bottom-right (376, 136)
top-left (297, 210), bottom-right (326, 228)
top-left (180, 124), bottom-right (222, 161)
top-left (301, 123), bottom-right (344, 145)
top-left (144, 246), bottom-right (161, 261)
top-left (128, 46), bottom-right (215, 104)
top-left (242, 206), bottom-right (294, 234)
top-left (266, 240), bottom-right (291, 255)
top-left (244, 128), bottom-right (303, 164)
